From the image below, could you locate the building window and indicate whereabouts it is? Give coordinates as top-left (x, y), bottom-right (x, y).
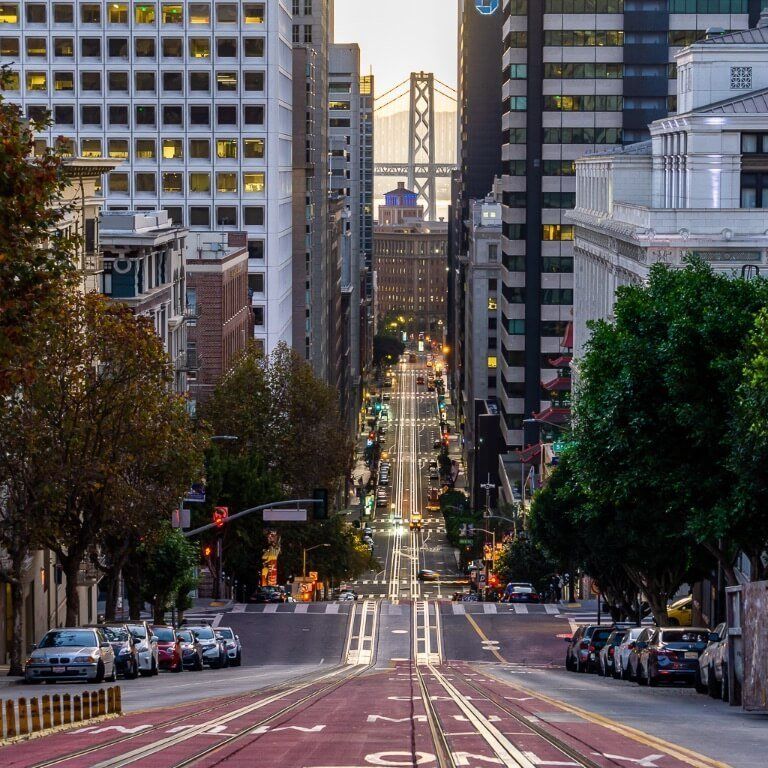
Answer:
top-left (541, 289), bottom-right (574, 305)
top-left (217, 38), bottom-right (237, 57)
top-left (243, 173), bottom-right (265, 193)
top-left (80, 3), bottom-right (100, 23)
top-left (54, 71), bottom-right (74, 91)
top-left (217, 206), bottom-right (237, 226)
top-left (244, 206), bottom-right (265, 226)
top-left (162, 172), bottom-right (183, 193)
top-left (509, 64), bottom-right (527, 80)
top-left (163, 71), bottom-right (182, 91)
top-left (217, 105), bottom-right (237, 125)
top-left (216, 172), bottom-right (237, 192)
top-left (304, 25), bottom-right (312, 43)
top-left (109, 3), bottom-right (128, 22)
top-left (54, 37), bottom-right (74, 57)
top-left (248, 240), bottom-right (265, 259)
top-left (487, 297), bottom-right (498, 311)
top-left (189, 207), bottom-right (211, 227)
top-left (217, 72), bottom-right (237, 91)
top-left (190, 105), bottom-right (210, 126)
top-left (81, 138), bottom-right (102, 157)
top-left (253, 306), bottom-right (265, 327)
top-left (163, 105), bottom-right (183, 126)
top-left (162, 3), bottom-right (183, 23)
top-left (244, 71), bottom-right (265, 91)
top-left (164, 206), bottom-right (183, 224)
top-left (741, 133), bottom-right (768, 154)
top-left (506, 319), bottom-right (525, 335)
top-left (135, 172), bottom-right (156, 193)
top-left (135, 105), bottom-right (156, 126)
top-left (189, 38), bottom-right (210, 58)
top-left (249, 273), bottom-right (265, 295)
top-left (135, 139), bottom-right (156, 159)
top-left (488, 244), bottom-right (498, 262)
top-left (216, 139), bottom-right (238, 159)
top-left (292, 24), bottom-right (300, 44)
top-left (26, 72), bottom-right (47, 92)
top-left (244, 38), bottom-right (265, 57)
top-left (0, 3), bottom-right (18, 23)
top-left (189, 172), bottom-right (211, 193)
top-left (135, 72), bottom-right (156, 92)
top-left (53, 4), bottom-right (73, 22)
top-left (108, 38), bottom-right (129, 58)
top-left (26, 37), bottom-right (46, 57)
top-left (162, 139), bottom-right (183, 159)
top-left (244, 3), bottom-right (265, 23)
top-left (54, 105), bottom-right (74, 125)
top-left (487, 357), bottom-right (498, 369)
top-left (244, 105), bottom-right (265, 125)
top-left (109, 173), bottom-right (129, 193)
top-left (108, 105), bottom-right (128, 126)
top-left (508, 96), bottom-right (527, 111)
top-left (216, 3), bottom-right (237, 22)
top-left (108, 139), bottom-right (129, 159)
top-left (190, 139), bottom-right (210, 159)
top-left (542, 224), bottom-right (574, 241)
top-left (134, 3), bottom-right (155, 23)
top-left (243, 138), bottom-right (265, 158)
top-left (108, 71), bottom-right (129, 91)
top-left (81, 38), bottom-right (101, 58)
top-left (2, 71), bottom-right (21, 89)
top-left (189, 3), bottom-right (210, 23)
top-left (162, 37), bottom-right (183, 57)
top-left (190, 71), bottom-right (210, 91)
top-left (135, 38), bottom-right (156, 58)
top-left (741, 173), bottom-right (768, 208)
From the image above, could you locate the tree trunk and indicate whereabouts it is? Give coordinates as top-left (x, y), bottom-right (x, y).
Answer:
top-left (646, 590), bottom-right (669, 627)
top-left (153, 597), bottom-right (166, 626)
top-left (8, 576), bottom-right (24, 676)
top-left (102, 571), bottom-right (120, 622)
top-left (62, 556), bottom-right (81, 627)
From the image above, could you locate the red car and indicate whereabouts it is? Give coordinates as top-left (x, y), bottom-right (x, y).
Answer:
top-left (152, 625), bottom-right (183, 672)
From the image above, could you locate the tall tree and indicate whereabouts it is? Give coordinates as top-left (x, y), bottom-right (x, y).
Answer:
top-left (7, 292), bottom-right (202, 625)
top-left (0, 72), bottom-right (77, 394)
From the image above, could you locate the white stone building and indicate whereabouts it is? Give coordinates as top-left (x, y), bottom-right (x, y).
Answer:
top-left (569, 23), bottom-right (768, 357)
top-left (0, 0), bottom-right (293, 353)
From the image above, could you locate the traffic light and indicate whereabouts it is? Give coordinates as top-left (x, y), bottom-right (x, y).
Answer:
top-left (203, 545), bottom-right (212, 558)
top-left (213, 506), bottom-right (228, 528)
top-left (313, 488), bottom-right (329, 521)
top-left (488, 574), bottom-right (500, 588)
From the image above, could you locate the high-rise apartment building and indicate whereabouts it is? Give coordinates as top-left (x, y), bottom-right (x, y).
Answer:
top-left (329, 43), bottom-right (362, 429)
top-left (359, 73), bottom-right (375, 380)
top-left (291, 0), bottom-right (332, 378)
top-left (0, 0), bottom-right (294, 353)
top-left (500, 0), bottom-right (762, 458)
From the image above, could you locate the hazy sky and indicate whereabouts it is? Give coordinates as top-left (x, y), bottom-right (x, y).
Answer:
top-left (333, 0), bottom-right (458, 96)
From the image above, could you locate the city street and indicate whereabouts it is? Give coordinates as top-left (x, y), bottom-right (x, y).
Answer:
top-left (3, 357), bottom-right (767, 768)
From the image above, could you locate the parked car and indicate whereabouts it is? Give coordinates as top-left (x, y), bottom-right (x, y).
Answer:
top-left (187, 624), bottom-right (229, 668)
top-left (96, 624), bottom-right (140, 679)
top-left (25, 628), bottom-right (116, 684)
top-left (152, 625), bottom-right (183, 673)
top-left (614, 627), bottom-right (647, 680)
top-left (364, 526), bottom-right (373, 537)
top-left (666, 595), bottom-right (693, 626)
top-left (176, 628), bottom-right (204, 671)
top-left (126, 621), bottom-right (159, 677)
top-left (635, 627), bottom-right (710, 686)
top-left (215, 627), bottom-right (242, 666)
top-left (337, 589), bottom-right (359, 601)
top-left (697, 623), bottom-right (729, 699)
top-left (598, 629), bottom-right (627, 677)
top-left (565, 625), bottom-right (613, 673)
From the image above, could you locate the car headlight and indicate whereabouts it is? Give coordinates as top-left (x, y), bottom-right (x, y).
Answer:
top-left (227, 642), bottom-right (236, 649)
top-left (26, 656), bottom-right (37, 665)
top-left (77, 655), bottom-right (98, 663)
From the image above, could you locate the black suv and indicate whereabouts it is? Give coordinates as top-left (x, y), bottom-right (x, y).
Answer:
top-left (565, 624), bottom-right (614, 673)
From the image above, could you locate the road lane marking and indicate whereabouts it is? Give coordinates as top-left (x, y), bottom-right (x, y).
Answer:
top-left (483, 604), bottom-right (498, 614)
top-left (464, 613), bottom-right (506, 664)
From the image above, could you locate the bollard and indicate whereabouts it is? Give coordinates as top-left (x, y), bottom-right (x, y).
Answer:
top-left (41, 695), bottom-right (52, 730)
top-left (62, 693), bottom-right (71, 725)
top-left (90, 691), bottom-right (99, 718)
top-left (114, 686), bottom-right (122, 714)
top-left (73, 694), bottom-right (83, 723)
top-left (107, 687), bottom-right (114, 714)
top-left (6, 699), bottom-right (17, 738)
top-left (97, 689), bottom-right (106, 716)
top-left (17, 697), bottom-right (29, 736)
top-left (52, 694), bottom-right (62, 727)
top-left (81, 691), bottom-right (90, 720)
top-left (0, 698), bottom-right (4, 740)
top-left (30, 696), bottom-right (41, 732)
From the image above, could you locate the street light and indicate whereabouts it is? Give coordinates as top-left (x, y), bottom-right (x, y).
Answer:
top-left (303, 543), bottom-right (331, 578)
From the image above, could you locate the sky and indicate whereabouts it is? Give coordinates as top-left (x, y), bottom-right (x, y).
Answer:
top-left (333, 0), bottom-right (458, 97)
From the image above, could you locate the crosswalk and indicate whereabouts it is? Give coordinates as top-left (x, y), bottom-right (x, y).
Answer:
top-left (233, 603), bottom-right (352, 614)
top-left (449, 603), bottom-right (561, 616)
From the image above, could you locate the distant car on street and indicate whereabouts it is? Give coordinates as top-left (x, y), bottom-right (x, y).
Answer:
top-left (634, 627), bottom-right (710, 686)
top-left (502, 583), bottom-right (540, 603)
top-left (186, 624), bottom-right (229, 669)
top-left (25, 628), bottom-right (117, 684)
top-left (666, 595), bottom-right (693, 626)
top-left (565, 624), bottom-right (613, 673)
top-left (417, 569), bottom-right (439, 581)
top-left (614, 627), bottom-right (646, 680)
top-left (126, 621), bottom-right (159, 677)
top-left (598, 629), bottom-right (627, 677)
top-left (94, 623), bottom-right (140, 679)
top-left (176, 628), bottom-right (204, 671)
top-left (152, 625), bottom-right (184, 673)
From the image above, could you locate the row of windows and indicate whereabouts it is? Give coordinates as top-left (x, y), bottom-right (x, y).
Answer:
top-left (0, 36), bottom-right (266, 61)
top-left (742, 133), bottom-right (768, 154)
top-left (26, 103), bottom-right (265, 128)
top-left (4, 68), bottom-right (265, 95)
top-left (0, 3), bottom-right (265, 26)
top-left (501, 225), bottom-right (575, 243)
top-left (543, 30), bottom-right (624, 47)
top-left (510, 62), bottom-right (674, 81)
top-left (120, 204), bottom-right (264, 229)
top-left (544, 94), bottom-right (623, 111)
top-left (505, 127), bottom-right (625, 147)
top-left (108, 171), bottom-right (266, 195)
top-left (741, 174), bottom-right (768, 208)
top-left (509, 0), bottom-right (746, 13)
top-left (506, 29), bottom-right (711, 50)
top-left (502, 287), bottom-right (573, 305)
top-left (506, 160), bottom-right (576, 177)
top-left (502, 317), bottom-right (571, 338)
top-left (65, 137), bottom-right (264, 161)
top-left (505, 192), bottom-right (577, 209)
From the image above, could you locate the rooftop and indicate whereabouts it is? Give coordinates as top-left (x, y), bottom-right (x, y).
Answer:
top-left (694, 85), bottom-right (768, 115)
top-left (698, 25), bottom-right (768, 46)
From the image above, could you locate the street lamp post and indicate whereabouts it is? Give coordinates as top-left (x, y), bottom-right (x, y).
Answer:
top-left (303, 543), bottom-right (331, 579)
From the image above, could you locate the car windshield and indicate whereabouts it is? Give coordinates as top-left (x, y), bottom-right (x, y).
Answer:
top-left (191, 627), bottom-right (214, 640)
top-left (152, 627), bottom-right (175, 642)
top-left (661, 630), bottom-right (709, 647)
top-left (593, 629), bottom-right (612, 642)
top-left (127, 625), bottom-right (147, 639)
top-left (39, 630), bottom-right (97, 648)
top-left (607, 631), bottom-right (625, 644)
top-left (101, 626), bottom-right (129, 642)
top-left (216, 628), bottom-right (234, 639)
top-left (177, 630), bottom-right (194, 643)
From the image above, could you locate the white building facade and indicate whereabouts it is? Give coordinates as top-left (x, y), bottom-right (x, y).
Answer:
top-left (569, 23), bottom-right (768, 358)
top-left (0, 0), bottom-right (293, 352)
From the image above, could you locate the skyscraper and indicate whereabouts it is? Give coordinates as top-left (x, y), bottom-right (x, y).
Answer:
top-left (500, 0), bottom-right (762, 460)
top-left (1, 0), bottom-right (294, 354)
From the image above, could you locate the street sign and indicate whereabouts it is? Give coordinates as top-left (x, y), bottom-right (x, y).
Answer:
top-left (184, 484), bottom-right (206, 503)
top-left (459, 538), bottom-right (473, 546)
top-left (263, 509), bottom-right (308, 522)
top-left (308, 571), bottom-right (318, 582)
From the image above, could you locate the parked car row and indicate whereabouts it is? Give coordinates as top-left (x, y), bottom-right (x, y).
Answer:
top-left (24, 620), bottom-right (242, 684)
top-left (566, 622), bottom-right (728, 697)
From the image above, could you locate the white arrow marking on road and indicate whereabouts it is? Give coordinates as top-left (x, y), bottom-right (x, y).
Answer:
top-left (522, 753), bottom-right (578, 766)
top-left (451, 714), bottom-right (501, 723)
top-left (367, 715), bottom-right (427, 723)
top-left (250, 725), bottom-right (326, 734)
top-left (599, 755), bottom-right (666, 767)
top-left (80, 725), bottom-right (153, 735)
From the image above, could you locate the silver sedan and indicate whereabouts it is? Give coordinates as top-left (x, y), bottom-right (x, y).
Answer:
top-left (25, 628), bottom-right (117, 683)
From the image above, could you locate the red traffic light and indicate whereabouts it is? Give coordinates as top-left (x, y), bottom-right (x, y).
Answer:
top-left (203, 545), bottom-right (212, 557)
top-left (488, 574), bottom-right (500, 587)
top-left (213, 506), bottom-right (228, 528)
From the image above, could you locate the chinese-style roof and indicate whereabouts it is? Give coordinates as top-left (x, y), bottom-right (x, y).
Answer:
top-left (531, 406), bottom-right (571, 426)
top-left (548, 355), bottom-right (572, 368)
top-left (541, 376), bottom-right (572, 392)
top-left (561, 322), bottom-right (574, 351)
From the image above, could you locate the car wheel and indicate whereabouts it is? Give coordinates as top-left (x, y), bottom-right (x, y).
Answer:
top-left (637, 665), bottom-right (647, 686)
top-left (234, 652), bottom-right (242, 667)
top-left (107, 662), bottom-right (117, 682)
top-left (695, 668), bottom-right (707, 694)
top-left (173, 657), bottom-right (183, 673)
top-left (565, 653), bottom-right (573, 672)
top-left (94, 660), bottom-right (105, 684)
top-left (648, 670), bottom-right (658, 688)
top-left (597, 659), bottom-right (604, 677)
top-left (708, 665), bottom-right (721, 698)
top-left (152, 656), bottom-right (159, 676)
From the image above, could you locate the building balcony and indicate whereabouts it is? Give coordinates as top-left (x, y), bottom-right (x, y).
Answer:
top-left (175, 350), bottom-right (201, 372)
top-left (81, 250), bottom-right (103, 275)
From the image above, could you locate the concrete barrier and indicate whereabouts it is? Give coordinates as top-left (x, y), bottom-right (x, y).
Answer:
top-left (1, 685), bottom-right (122, 741)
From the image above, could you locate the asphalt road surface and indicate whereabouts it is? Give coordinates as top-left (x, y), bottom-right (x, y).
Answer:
top-left (4, 354), bottom-right (768, 767)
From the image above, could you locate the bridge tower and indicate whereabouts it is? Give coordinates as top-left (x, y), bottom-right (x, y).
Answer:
top-left (407, 72), bottom-right (438, 221)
